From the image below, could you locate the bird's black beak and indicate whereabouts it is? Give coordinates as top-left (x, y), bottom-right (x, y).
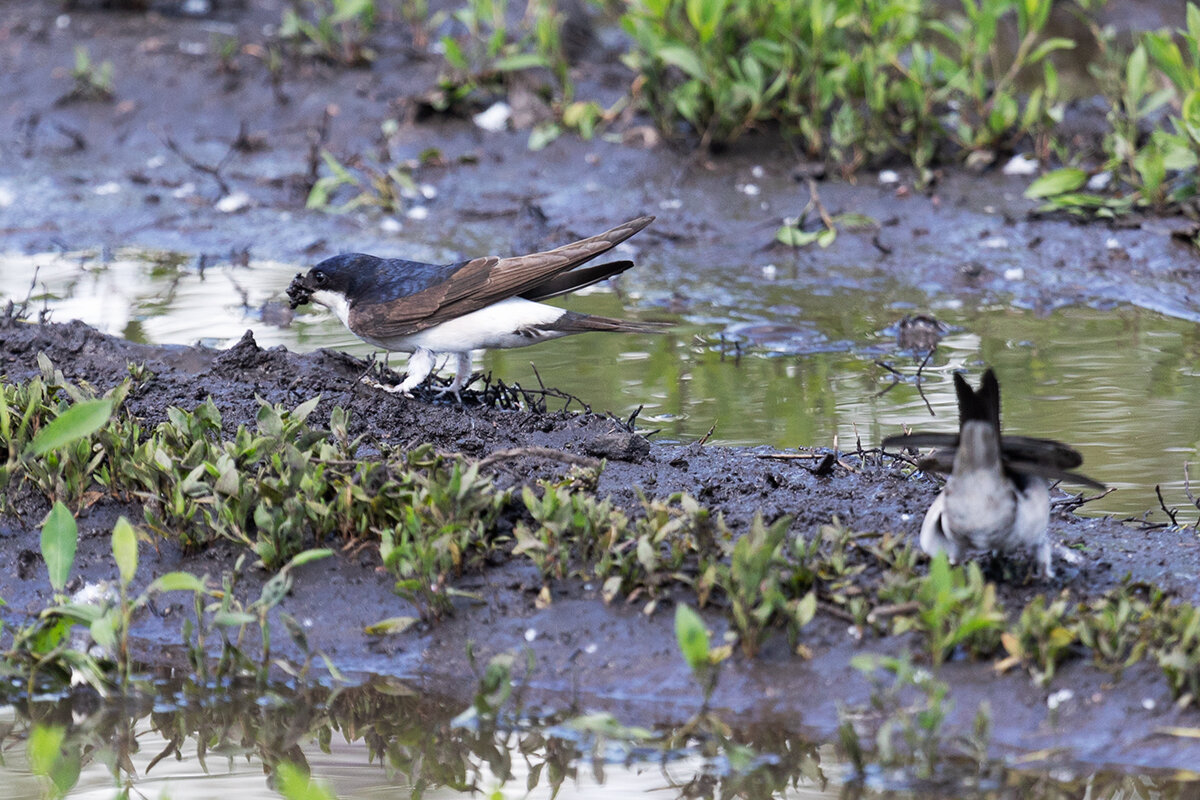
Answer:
top-left (287, 272), bottom-right (315, 309)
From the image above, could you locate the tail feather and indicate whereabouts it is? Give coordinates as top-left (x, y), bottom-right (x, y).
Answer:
top-left (521, 260), bottom-right (635, 301)
top-left (543, 310), bottom-right (670, 335)
top-left (955, 369), bottom-right (1001, 430)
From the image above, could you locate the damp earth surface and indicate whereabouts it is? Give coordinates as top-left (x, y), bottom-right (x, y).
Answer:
top-left (3, 1), bottom-right (1200, 797)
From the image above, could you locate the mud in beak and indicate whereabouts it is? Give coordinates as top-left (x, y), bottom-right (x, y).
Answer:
top-left (287, 273), bottom-right (314, 309)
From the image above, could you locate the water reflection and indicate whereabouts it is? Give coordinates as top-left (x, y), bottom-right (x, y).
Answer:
top-left (1, 251), bottom-right (1199, 521)
top-left (0, 672), bottom-right (1196, 800)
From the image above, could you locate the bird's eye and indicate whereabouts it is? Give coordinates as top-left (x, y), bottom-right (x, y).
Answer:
top-left (313, 270), bottom-right (328, 286)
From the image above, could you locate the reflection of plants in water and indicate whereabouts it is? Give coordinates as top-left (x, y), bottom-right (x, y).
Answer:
top-left (838, 653), bottom-right (1000, 785)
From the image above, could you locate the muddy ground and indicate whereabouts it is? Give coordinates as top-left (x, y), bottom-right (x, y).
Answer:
top-left (3, 0), bottom-right (1200, 778)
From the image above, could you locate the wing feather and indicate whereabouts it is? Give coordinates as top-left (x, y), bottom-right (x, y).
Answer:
top-left (350, 216), bottom-right (654, 338)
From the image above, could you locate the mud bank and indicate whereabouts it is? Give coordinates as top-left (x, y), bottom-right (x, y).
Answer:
top-left (2, 318), bottom-right (1200, 774)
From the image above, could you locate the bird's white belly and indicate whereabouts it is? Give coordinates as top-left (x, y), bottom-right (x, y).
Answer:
top-left (366, 297), bottom-right (569, 353)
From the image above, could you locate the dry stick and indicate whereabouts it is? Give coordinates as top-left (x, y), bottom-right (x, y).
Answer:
top-left (866, 601), bottom-right (921, 625)
top-left (160, 128), bottom-right (234, 195)
top-left (1054, 485), bottom-right (1116, 512)
top-left (1185, 463), bottom-right (1200, 526)
top-left (874, 360), bottom-right (901, 398)
top-left (697, 422), bottom-right (716, 446)
top-left (476, 447), bottom-right (600, 473)
top-left (1156, 484), bottom-right (1179, 526)
top-left (915, 347), bottom-right (936, 416)
top-left (805, 175), bottom-right (836, 232)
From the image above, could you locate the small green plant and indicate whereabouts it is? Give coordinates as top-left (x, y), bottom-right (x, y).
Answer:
top-left (674, 603), bottom-right (730, 709)
top-left (64, 46), bottom-right (115, 102)
top-left (717, 514), bottom-right (816, 657)
top-left (1075, 588), bottom-right (1154, 674)
top-left (306, 148), bottom-right (420, 213)
top-left (996, 592), bottom-right (1077, 685)
top-left (279, 0), bottom-right (378, 65)
top-left (903, 554), bottom-right (1005, 666)
top-left (840, 653), bottom-right (998, 781)
top-left (26, 725), bottom-right (81, 800)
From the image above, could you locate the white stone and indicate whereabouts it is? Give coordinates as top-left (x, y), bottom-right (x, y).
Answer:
top-left (1002, 154), bottom-right (1039, 175)
top-left (473, 101), bottom-right (512, 132)
top-left (215, 191), bottom-right (251, 213)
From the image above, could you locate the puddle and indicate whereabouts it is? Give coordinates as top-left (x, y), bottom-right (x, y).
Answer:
top-left (0, 671), bottom-right (1196, 800)
top-left (2, 250), bottom-right (1199, 523)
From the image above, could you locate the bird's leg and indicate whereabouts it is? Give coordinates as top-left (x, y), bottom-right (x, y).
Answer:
top-left (387, 348), bottom-right (436, 394)
top-left (434, 352), bottom-right (474, 401)
top-left (1037, 536), bottom-right (1055, 579)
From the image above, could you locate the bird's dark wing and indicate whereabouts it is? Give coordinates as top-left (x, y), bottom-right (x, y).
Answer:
top-left (350, 216), bottom-right (654, 338)
top-left (520, 260), bottom-right (635, 301)
top-left (1005, 459), bottom-right (1106, 490)
top-left (997, 435), bottom-right (1084, 470)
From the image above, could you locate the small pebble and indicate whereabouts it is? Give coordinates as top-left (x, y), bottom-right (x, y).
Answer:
top-left (94, 181), bottom-right (122, 196)
top-left (1004, 267), bottom-right (1025, 281)
top-left (1047, 688), bottom-right (1074, 710)
top-left (1002, 154), bottom-right (1038, 176)
top-left (738, 183), bottom-right (761, 196)
top-left (380, 217), bottom-right (403, 233)
top-left (473, 101), bottom-right (512, 133)
top-left (878, 170), bottom-right (900, 185)
top-left (406, 206), bottom-right (429, 221)
top-left (1087, 172), bottom-right (1112, 191)
top-left (215, 191), bottom-right (251, 213)
top-left (524, 628), bottom-right (537, 643)
top-left (761, 264), bottom-right (777, 280)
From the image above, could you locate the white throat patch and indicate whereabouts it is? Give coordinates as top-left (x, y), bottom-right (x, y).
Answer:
top-left (309, 289), bottom-right (353, 328)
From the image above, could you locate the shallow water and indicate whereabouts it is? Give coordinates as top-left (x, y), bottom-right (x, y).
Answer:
top-left (2, 250), bottom-right (1199, 523)
top-left (0, 673), bottom-right (1195, 800)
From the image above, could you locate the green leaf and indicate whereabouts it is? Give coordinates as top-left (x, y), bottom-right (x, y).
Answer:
top-left (147, 571), bottom-right (207, 594)
top-left (775, 226), bottom-right (822, 247)
top-left (1182, 90), bottom-right (1200, 145)
top-left (283, 548), bottom-right (334, 571)
top-left (674, 603), bottom-right (710, 673)
top-left (27, 725), bottom-right (81, 799)
top-left (657, 45), bottom-right (706, 80)
top-left (27, 398), bottom-right (113, 457)
top-left (1024, 167), bottom-right (1087, 198)
top-left (492, 53), bottom-right (547, 72)
top-left (364, 616), bottom-right (419, 636)
top-left (1027, 36), bottom-right (1074, 65)
top-left (41, 502), bottom-right (77, 593)
top-left (275, 761), bottom-right (336, 800)
top-left (112, 517), bottom-right (137, 588)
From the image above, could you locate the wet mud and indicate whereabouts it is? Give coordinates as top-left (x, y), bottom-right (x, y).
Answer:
top-left (3, 0), bottom-right (1200, 779)
top-left (3, 317), bottom-right (1200, 774)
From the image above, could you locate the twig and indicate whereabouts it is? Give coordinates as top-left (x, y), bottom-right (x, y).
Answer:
top-left (160, 127), bottom-right (235, 195)
top-left (698, 422), bottom-right (716, 446)
top-left (1185, 463), bottom-right (1200, 523)
top-left (1156, 484), bottom-right (1179, 526)
top-left (476, 447), bottom-right (601, 473)
top-left (866, 601), bottom-right (920, 625)
top-left (915, 348), bottom-right (935, 416)
top-left (1053, 486), bottom-right (1116, 513)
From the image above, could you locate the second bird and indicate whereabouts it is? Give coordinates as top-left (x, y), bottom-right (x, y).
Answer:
top-left (287, 216), bottom-right (665, 395)
top-left (884, 369), bottom-right (1103, 578)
